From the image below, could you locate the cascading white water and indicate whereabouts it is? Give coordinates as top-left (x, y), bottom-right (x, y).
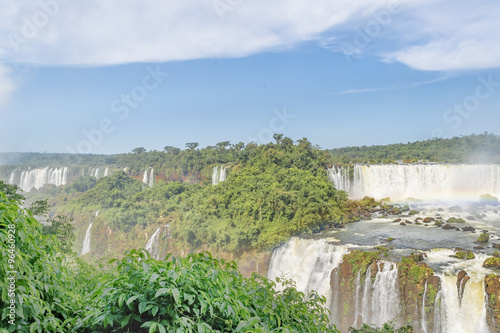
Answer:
top-left (372, 262), bottom-right (400, 326)
top-left (81, 220), bottom-right (93, 255)
top-left (17, 167), bottom-right (69, 192)
top-left (104, 167), bottom-right (109, 177)
top-left (142, 168), bottom-right (149, 184)
top-left (149, 168), bottom-right (154, 187)
top-left (328, 164), bottom-right (500, 200)
top-left (212, 166), bottom-right (219, 185)
top-left (267, 237), bottom-right (349, 306)
top-left (327, 166), bottom-right (351, 192)
top-left (433, 254), bottom-right (491, 333)
top-left (212, 166), bottom-right (227, 185)
top-left (145, 225), bottom-right (170, 260)
top-left (353, 261), bottom-right (401, 328)
top-left (145, 227), bottom-right (162, 259)
top-left (8, 168), bottom-right (17, 184)
top-left (421, 280), bottom-right (428, 333)
top-left (219, 166), bottom-right (226, 182)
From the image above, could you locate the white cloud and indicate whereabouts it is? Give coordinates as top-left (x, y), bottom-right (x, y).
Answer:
top-left (382, 1), bottom-right (500, 71)
top-left (0, 0), bottom-right (498, 72)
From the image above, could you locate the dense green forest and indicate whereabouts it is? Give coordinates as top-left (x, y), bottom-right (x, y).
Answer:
top-left (62, 137), bottom-right (350, 254)
top-left (328, 132), bottom-right (500, 164)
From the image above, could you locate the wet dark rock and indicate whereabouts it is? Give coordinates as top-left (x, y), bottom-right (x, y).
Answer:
top-left (394, 218), bottom-right (402, 222)
top-left (400, 222), bottom-right (406, 226)
top-left (442, 224), bottom-right (455, 230)
top-left (462, 226), bottom-right (476, 232)
top-left (493, 243), bottom-right (500, 250)
top-left (474, 246), bottom-right (484, 250)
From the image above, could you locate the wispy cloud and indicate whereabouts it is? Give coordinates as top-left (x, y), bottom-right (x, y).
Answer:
top-left (332, 75), bottom-right (451, 95)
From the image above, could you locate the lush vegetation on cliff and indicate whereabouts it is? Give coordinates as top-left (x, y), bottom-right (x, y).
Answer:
top-left (1, 193), bottom-right (339, 332)
top-left (65, 137), bottom-right (347, 253)
top-left (328, 133), bottom-right (500, 164)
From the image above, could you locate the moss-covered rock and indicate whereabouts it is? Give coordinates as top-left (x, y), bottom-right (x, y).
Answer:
top-left (454, 250), bottom-right (475, 260)
top-left (448, 217), bottom-right (466, 223)
top-left (484, 257), bottom-right (500, 268)
top-left (478, 233), bottom-right (490, 243)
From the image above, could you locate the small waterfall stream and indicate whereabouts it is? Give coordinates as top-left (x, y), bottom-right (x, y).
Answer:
top-left (81, 211), bottom-right (98, 255)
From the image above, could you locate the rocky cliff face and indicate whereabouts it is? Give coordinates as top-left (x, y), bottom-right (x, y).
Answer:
top-left (329, 249), bottom-right (500, 333)
top-left (485, 274), bottom-right (500, 332)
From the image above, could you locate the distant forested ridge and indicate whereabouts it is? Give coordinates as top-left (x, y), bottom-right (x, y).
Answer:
top-left (328, 133), bottom-right (500, 164)
top-left (2, 133), bottom-right (499, 173)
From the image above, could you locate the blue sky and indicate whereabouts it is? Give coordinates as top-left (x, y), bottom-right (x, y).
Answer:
top-left (1, 0), bottom-right (499, 154)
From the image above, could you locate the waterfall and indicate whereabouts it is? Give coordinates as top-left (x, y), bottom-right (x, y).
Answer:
top-left (212, 166), bottom-right (219, 185)
top-left (8, 168), bottom-right (18, 184)
top-left (212, 166), bottom-right (227, 185)
top-left (267, 237), bottom-right (349, 305)
top-left (81, 219), bottom-right (93, 255)
top-left (142, 168), bottom-right (149, 184)
top-left (328, 164), bottom-right (500, 200)
top-left (148, 168), bottom-right (154, 187)
top-left (17, 167), bottom-right (69, 192)
top-left (90, 168), bottom-right (100, 179)
top-left (145, 225), bottom-right (170, 260)
top-left (369, 262), bottom-right (400, 327)
top-left (360, 264), bottom-right (373, 325)
top-left (104, 167), bottom-right (109, 177)
top-left (327, 166), bottom-right (351, 192)
top-left (434, 255), bottom-right (491, 333)
top-left (219, 166), bottom-right (226, 182)
top-left (421, 280), bottom-right (428, 333)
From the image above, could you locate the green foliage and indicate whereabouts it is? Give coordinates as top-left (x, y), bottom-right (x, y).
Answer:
top-left (454, 250), bottom-right (475, 260)
top-left (0, 192), bottom-right (82, 332)
top-left (28, 199), bottom-right (50, 216)
top-left (42, 214), bottom-right (76, 254)
top-left (344, 250), bottom-right (383, 277)
top-left (478, 233), bottom-right (490, 243)
top-left (399, 255), bottom-right (433, 285)
top-left (68, 138), bottom-right (348, 252)
top-left (0, 180), bottom-right (24, 202)
top-left (64, 176), bottom-right (97, 193)
top-left (329, 133), bottom-right (500, 164)
top-left (447, 217), bottom-right (465, 223)
top-left (483, 257), bottom-right (500, 268)
top-left (74, 249), bottom-right (339, 333)
top-left (350, 322), bottom-right (413, 333)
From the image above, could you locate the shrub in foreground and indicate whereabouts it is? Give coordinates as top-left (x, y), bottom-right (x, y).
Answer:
top-left (74, 249), bottom-right (339, 332)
